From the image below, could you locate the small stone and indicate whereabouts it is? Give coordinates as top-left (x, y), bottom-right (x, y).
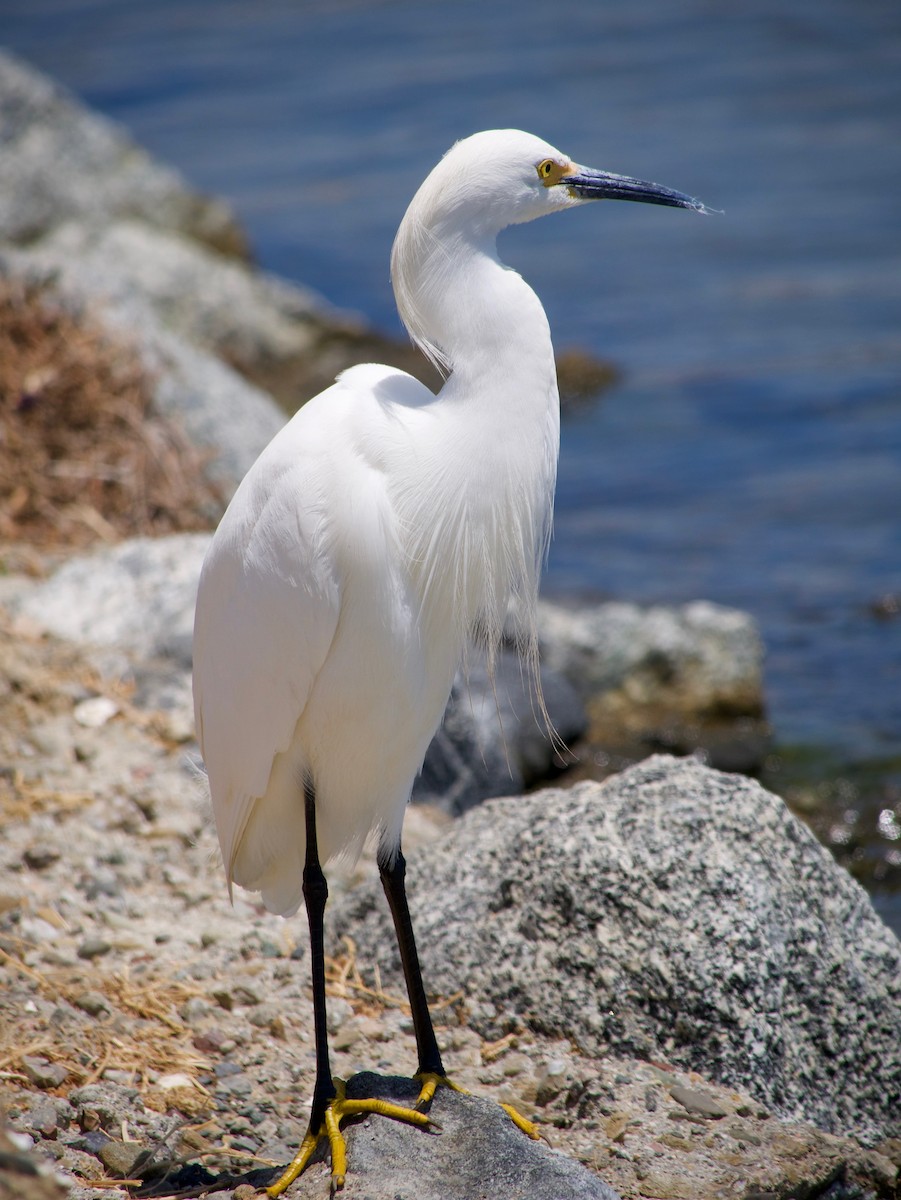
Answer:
top-left (211, 988), bottom-right (234, 1011)
top-left (102, 1068), bottom-right (134, 1085)
top-left (74, 990), bottom-right (111, 1016)
top-left (234, 1186), bottom-right (258, 1200)
top-left (23, 845), bottom-right (61, 870)
top-left (77, 937), bottom-right (112, 960)
top-left (73, 696), bottom-right (119, 728)
top-left (231, 984), bottom-right (262, 1006)
top-left (669, 1084), bottom-right (729, 1119)
top-left (98, 1139), bottom-right (144, 1176)
top-left (22, 1056), bottom-right (68, 1089)
top-left (78, 1129), bottom-right (110, 1155)
top-left (215, 1060), bottom-right (244, 1079)
top-left (77, 1108), bottom-right (101, 1132)
top-left (333, 1016), bottom-right (361, 1052)
top-left (194, 1029), bottom-right (228, 1053)
top-left (248, 1003), bottom-right (281, 1028)
top-left (180, 996), bottom-right (212, 1024)
top-left (27, 1102), bottom-right (59, 1138)
top-left (327, 997), bottom-right (354, 1035)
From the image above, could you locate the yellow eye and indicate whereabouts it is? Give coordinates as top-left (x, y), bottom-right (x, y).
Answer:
top-left (536, 158), bottom-right (565, 187)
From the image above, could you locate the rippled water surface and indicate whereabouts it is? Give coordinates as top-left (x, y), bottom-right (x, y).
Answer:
top-left (3, 0), bottom-right (900, 926)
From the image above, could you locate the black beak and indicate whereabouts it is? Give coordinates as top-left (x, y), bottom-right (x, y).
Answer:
top-left (563, 167), bottom-right (709, 213)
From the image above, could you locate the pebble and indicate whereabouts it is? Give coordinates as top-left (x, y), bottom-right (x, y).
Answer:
top-left (23, 845), bottom-right (61, 870)
top-left (73, 696), bottom-right (119, 728)
top-left (77, 1108), bottom-right (101, 1132)
top-left (73, 990), bottom-right (111, 1016)
top-left (248, 1002), bottom-right (282, 1028)
top-left (669, 1085), bottom-right (729, 1120)
top-left (327, 996), bottom-right (354, 1034)
top-left (101, 1069), bottom-right (134, 1085)
top-left (181, 996), bottom-right (212, 1023)
top-left (26, 1102), bottom-right (59, 1138)
top-left (98, 1139), bottom-right (144, 1176)
top-left (77, 937), bottom-right (112, 960)
top-left (78, 1130), bottom-right (110, 1155)
top-left (22, 1056), bottom-right (69, 1089)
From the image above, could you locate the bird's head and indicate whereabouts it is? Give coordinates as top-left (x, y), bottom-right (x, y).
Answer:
top-left (409, 128), bottom-right (709, 239)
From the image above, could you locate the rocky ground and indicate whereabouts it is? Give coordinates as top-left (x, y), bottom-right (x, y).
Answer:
top-left (1, 613), bottom-right (899, 1200)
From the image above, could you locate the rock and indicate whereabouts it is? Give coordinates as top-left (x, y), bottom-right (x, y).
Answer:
top-left (76, 938), bottom-right (112, 961)
top-left (0, 49), bottom-right (245, 256)
top-left (668, 1085), bottom-right (729, 1119)
top-left (22, 846), bottom-right (60, 871)
top-left (72, 696), bottom-right (118, 728)
top-left (264, 1072), bottom-right (621, 1199)
top-left (537, 599), bottom-right (768, 768)
top-left (97, 1139), bottom-right (144, 1177)
top-left (21, 1058), bottom-right (68, 1090)
top-left (331, 756), bottom-right (901, 1144)
top-left (538, 599), bottom-right (763, 715)
top-left (414, 651), bottom-right (586, 816)
top-left (13, 534), bottom-right (208, 666)
top-left (21, 220), bottom-right (358, 410)
top-left (72, 991), bottom-right (111, 1017)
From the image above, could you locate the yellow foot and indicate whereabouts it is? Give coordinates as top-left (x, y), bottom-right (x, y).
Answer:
top-left (414, 1071), bottom-right (541, 1141)
top-left (266, 1077), bottom-right (433, 1196)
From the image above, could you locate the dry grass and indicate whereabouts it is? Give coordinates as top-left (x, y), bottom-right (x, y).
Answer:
top-left (0, 280), bottom-right (222, 548)
top-left (0, 946), bottom-right (210, 1102)
top-left (326, 936), bottom-right (465, 1025)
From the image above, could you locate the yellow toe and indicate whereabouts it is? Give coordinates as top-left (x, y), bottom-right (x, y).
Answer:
top-left (267, 1078), bottom-right (434, 1195)
top-left (413, 1072), bottom-right (540, 1142)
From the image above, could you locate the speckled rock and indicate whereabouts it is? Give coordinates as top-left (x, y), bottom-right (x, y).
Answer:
top-left (254, 1073), bottom-right (621, 1200)
top-left (332, 755), bottom-right (901, 1145)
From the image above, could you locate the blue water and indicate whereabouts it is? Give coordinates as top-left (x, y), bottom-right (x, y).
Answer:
top-left (3, 1), bottom-right (901, 922)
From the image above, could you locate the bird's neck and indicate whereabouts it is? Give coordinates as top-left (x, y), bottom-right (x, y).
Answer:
top-left (391, 228), bottom-right (560, 672)
top-left (394, 229), bottom-right (558, 413)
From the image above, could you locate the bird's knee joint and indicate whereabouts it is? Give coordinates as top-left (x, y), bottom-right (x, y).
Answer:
top-left (303, 865), bottom-right (328, 911)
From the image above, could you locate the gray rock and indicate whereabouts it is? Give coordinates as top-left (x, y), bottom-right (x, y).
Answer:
top-left (267, 1072), bottom-right (621, 1200)
top-left (0, 49), bottom-right (244, 255)
top-left (76, 938), bottom-right (112, 961)
top-left (21, 1057), bottom-right (68, 1090)
top-left (19, 220), bottom-right (348, 393)
top-left (331, 756), bottom-right (901, 1144)
top-left (97, 1140), bottom-right (144, 1178)
top-left (14, 534), bottom-right (207, 665)
top-left (538, 598), bottom-right (764, 717)
top-left (414, 651), bottom-right (586, 815)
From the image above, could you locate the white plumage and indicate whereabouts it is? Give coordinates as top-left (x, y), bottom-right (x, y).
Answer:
top-left (193, 128), bottom-right (704, 917)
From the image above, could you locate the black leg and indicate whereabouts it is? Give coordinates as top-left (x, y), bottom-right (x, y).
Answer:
top-left (303, 782), bottom-right (336, 1129)
top-left (378, 845), bottom-right (446, 1078)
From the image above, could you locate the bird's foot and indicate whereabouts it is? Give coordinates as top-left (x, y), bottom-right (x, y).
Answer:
top-left (414, 1071), bottom-right (541, 1141)
top-left (266, 1077), bottom-right (433, 1196)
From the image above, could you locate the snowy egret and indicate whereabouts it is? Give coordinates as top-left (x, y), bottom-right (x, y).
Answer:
top-left (192, 128), bottom-right (706, 1192)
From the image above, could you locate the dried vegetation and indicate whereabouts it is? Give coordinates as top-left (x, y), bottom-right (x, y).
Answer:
top-left (0, 281), bottom-right (221, 549)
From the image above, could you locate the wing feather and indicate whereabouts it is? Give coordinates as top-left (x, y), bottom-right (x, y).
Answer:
top-left (192, 407), bottom-right (341, 888)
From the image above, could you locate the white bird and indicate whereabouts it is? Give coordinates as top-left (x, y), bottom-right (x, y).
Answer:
top-left (192, 128), bottom-right (705, 1193)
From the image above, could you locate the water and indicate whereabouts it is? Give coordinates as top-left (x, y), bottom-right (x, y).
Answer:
top-left (2, 0), bottom-right (900, 927)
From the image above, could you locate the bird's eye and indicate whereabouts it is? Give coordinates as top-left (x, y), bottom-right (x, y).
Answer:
top-left (536, 159), bottom-right (565, 187)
